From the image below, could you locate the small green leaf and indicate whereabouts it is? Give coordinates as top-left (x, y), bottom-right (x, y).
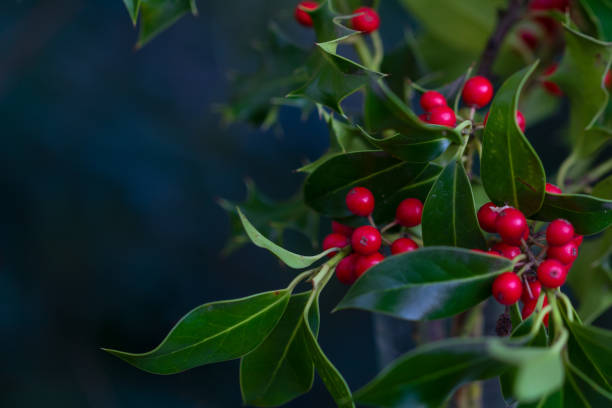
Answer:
top-left (481, 62), bottom-right (546, 216)
top-left (422, 159), bottom-right (487, 249)
top-left (303, 151), bottom-right (428, 219)
top-left (335, 247), bottom-right (512, 320)
top-left (123, 0), bottom-right (141, 25)
top-left (103, 290), bottom-right (290, 374)
top-left (531, 192), bottom-right (612, 235)
top-left (136, 0), bottom-right (198, 49)
top-left (240, 292), bottom-right (319, 407)
top-left (237, 208), bottom-right (335, 269)
top-left (593, 174), bottom-right (612, 199)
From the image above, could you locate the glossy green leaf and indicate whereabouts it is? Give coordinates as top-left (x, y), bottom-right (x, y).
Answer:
top-left (551, 24), bottom-right (612, 152)
top-left (481, 62), bottom-right (546, 216)
top-left (123, 0), bottom-right (140, 25)
top-left (335, 247), bottom-right (512, 320)
top-left (218, 180), bottom-right (318, 256)
top-left (240, 292), bottom-right (319, 407)
top-left (422, 159), bottom-right (487, 249)
top-left (238, 208), bottom-right (336, 269)
top-left (135, 0), bottom-right (198, 48)
top-left (563, 363), bottom-right (612, 407)
top-left (593, 174), bottom-right (612, 199)
top-left (308, 0), bottom-right (352, 43)
top-left (303, 151), bottom-right (428, 219)
top-left (103, 290), bottom-right (290, 374)
top-left (579, 126), bottom-right (612, 158)
top-left (531, 192), bottom-right (612, 235)
top-left (579, 0), bottom-right (612, 41)
top-left (303, 301), bottom-right (355, 408)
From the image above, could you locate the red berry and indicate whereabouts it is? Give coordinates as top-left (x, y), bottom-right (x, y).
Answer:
top-left (462, 76), bottom-right (494, 108)
top-left (520, 29), bottom-right (539, 50)
top-left (332, 221), bottom-right (354, 237)
top-left (522, 296), bottom-right (549, 326)
top-left (391, 237), bottom-right (419, 255)
top-left (492, 272), bottom-right (522, 305)
top-left (351, 225), bottom-right (382, 255)
top-left (546, 219), bottom-right (574, 246)
top-left (529, 0), bottom-right (568, 11)
top-left (483, 110), bottom-right (525, 132)
top-left (472, 249), bottom-right (486, 253)
top-left (336, 254), bottom-right (357, 284)
top-left (573, 235), bottom-right (583, 246)
top-left (420, 91), bottom-right (447, 112)
top-left (294, 1), bottom-right (318, 27)
top-left (322, 233), bottom-right (349, 257)
top-left (487, 250), bottom-right (502, 256)
top-left (395, 198), bottom-right (424, 227)
top-left (547, 241), bottom-right (578, 265)
top-left (351, 7), bottom-right (380, 33)
top-left (496, 208), bottom-right (528, 245)
top-left (354, 252), bottom-right (384, 278)
top-left (491, 243), bottom-right (522, 260)
top-left (521, 279), bottom-right (542, 303)
top-left (346, 186), bottom-right (375, 216)
top-left (605, 71), bottom-right (611, 88)
top-left (545, 183), bottom-right (562, 194)
top-left (542, 64), bottom-right (563, 96)
top-left (427, 106), bottom-right (456, 127)
top-left (418, 113), bottom-right (428, 121)
top-left (537, 259), bottom-right (568, 288)
top-left (477, 202), bottom-right (499, 233)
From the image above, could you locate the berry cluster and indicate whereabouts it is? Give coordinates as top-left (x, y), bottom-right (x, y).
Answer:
top-left (322, 187), bottom-right (423, 285)
top-left (418, 91), bottom-right (456, 127)
top-left (295, 2), bottom-right (380, 33)
top-left (475, 184), bottom-right (581, 327)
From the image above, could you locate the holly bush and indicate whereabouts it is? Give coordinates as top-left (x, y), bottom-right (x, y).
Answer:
top-left (109, 1), bottom-right (612, 407)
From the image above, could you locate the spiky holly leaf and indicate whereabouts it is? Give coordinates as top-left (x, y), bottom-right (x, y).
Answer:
top-left (218, 180), bottom-right (319, 256)
top-left (123, 0), bottom-right (198, 48)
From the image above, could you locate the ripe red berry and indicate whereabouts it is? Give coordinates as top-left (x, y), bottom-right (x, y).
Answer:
top-left (395, 198), bottom-right (423, 227)
top-left (537, 259), bottom-right (568, 288)
top-left (496, 208), bottom-right (528, 245)
top-left (462, 76), bottom-right (494, 108)
top-left (426, 106), bottom-right (456, 127)
top-left (420, 91), bottom-right (447, 112)
top-left (336, 254), bottom-right (357, 285)
top-left (573, 235), bottom-right (583, 246)
top-left (483, 110), bottom-right (525, 132)
top-left (322, 233), bottom-right (349, 257)
top-left (605, 71), bottom-right (611, 88)
top-left (351, 225), bottom-right (382, 255)
top-left (391, 237), bottom-right (419, 255)
top-left (346, 186), bottom-right (375, 216)
top-left (545, 183), bottom-right (562, 194)
top-left (477, 202), bottom-right (499, 233)
top-left (332, 221), bottom-right (354, 237)
top-left (547, 241), bottom-right (578, 265)
top-left (487, 250), bottom-right (502, 256)
top-left (294, 1), bottom-right (318, 27)
top-left (542, 64), bottom-right (563, 96)
top-left (529, 0), bottom-right (568, 11)
top-left (521, 279), bottom-right (542, 303)
top-left (522, 296), bottom-right (549, 326)
top-left (354, 252), bottom-right (384, 278)
top-left (492, 272), bottom-right (522, 305)
top-left (546, 219), bottom-right (574, 246)
top-left (351, 7), bottom-right (380, 33)
top-left (491, 243), bottom-right (522, 260)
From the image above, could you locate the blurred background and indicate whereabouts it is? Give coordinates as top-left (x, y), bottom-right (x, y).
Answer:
top-left (0, 0), bottom-right (609, 407)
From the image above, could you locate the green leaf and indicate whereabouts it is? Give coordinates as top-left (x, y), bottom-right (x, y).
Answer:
top-left (578, 0), bottom-right (612, 41)
top-left (303, 151), bottom-right (428, 219)
top-left (123, 0), bottom-right (141, 25)
top-left (303, 301), bottom-right (355, 408)
top-left (593, 174), bottom-right (612, 199)
top-left (578, 126), bottom-right (612, 158)
top-left (422, 159), bottom-right (487, 249)
top-left (288, 36), bottom-right (383, 114)
top-left (563, 363), bottom-right (612, 407)
top-left (103, 289), bottom-right (290, 374)
top-left (335, 247), bottom-right (512, 320)
top-left (531, 192), bottom-right (612, 235)
top-left (237, 208), bottom-right (335, 269)
top-left (240, 292), bottom-right (319, 407)
top-left (135, 0), bottom-right (198, 49)
top-left (551, 24), bottom-right (612, 152)
top-left (481, 62), bottom-right (546, 216)
top-left (218, 179), bottom-right (318, 256)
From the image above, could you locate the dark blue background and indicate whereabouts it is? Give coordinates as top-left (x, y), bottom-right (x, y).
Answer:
top-left (0, 1), bottom-right (608, 407)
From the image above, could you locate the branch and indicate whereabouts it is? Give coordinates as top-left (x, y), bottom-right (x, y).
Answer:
top-left (477, 0), bottom-right (526, 78)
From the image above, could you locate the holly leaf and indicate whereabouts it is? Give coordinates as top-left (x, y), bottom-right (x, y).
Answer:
top-left (103, 289), bottom-right (290, 374)
top-left (593, 173), bottom-right (612, 199)
top-left (218, 179), bottom-right (318, 256)
top-left (240, 291), bottom-right (319, 407)
top-left (422, 159), bottom-right (487, 249)
top-left (531, 192), bottom-right (612, 235)
top-left (551, 23), bottom-right (612, 153)
top-left (237, 208), bottom-right (336, 269)
top-left (303, 151), bottom-right (428, 219)
top-left (577, 0), bottom-right (612, 41)
top-left (335, 247), bottom-right (512, 320)
top-left (123, 0), bottom-right (141, 25)
top-left (481, 62), bottom-right (546, 216)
